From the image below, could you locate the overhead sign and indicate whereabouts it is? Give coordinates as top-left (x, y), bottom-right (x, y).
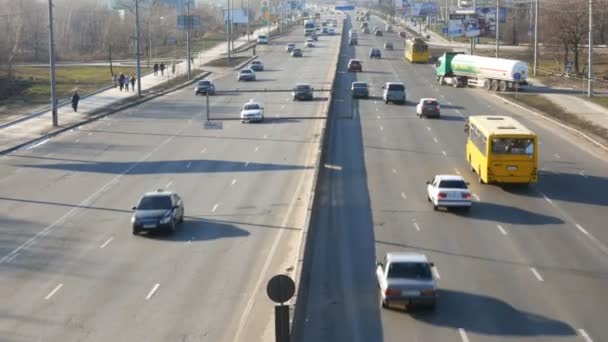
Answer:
top-left (410, 2), bottom-right (439, 17)
top-left (224, 8), bottom-right (249, 24)
top-left (177, 15), bottom-right (201, 30)
top-left (476, 7), bottom-right (507, 37)
top-left (335, 5), bottom-right (355, 10)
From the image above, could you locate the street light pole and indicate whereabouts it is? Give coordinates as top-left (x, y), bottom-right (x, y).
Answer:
top-left (246, 0), bottom-right (250, 42)
top-left (533, 0), bottom-right (538, 77)
top-left (135, 0), bottom-right (142, 97)
top-left (48, 0), bottom-right (58, 126)
top-left (227, 0), bottom-right (231, 64)
top-left (588, 0), bottom-right (593, 97)
top-left (186, 0), bottom-right (191, 80)
top-left (495, 0), bottom-right (500, 58)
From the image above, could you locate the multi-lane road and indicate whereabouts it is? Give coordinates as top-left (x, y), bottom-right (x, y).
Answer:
top-left (2, 9), bottom-right (608, 342)
top-left (296, 13), bottom-right (608, 342)
top-left (0, 14), bottom-right (342, 342)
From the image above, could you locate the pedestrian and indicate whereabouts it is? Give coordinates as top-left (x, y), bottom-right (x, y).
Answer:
top-left (154, 63), bottom-right (159, 76)
top-left (112, 73), bottom-right (117, 88)
top-left (160, 62), bottom-right (165, 76)
top-left (118, 73), bottom-right (125, 91)
top-left (130, 74), bottom-right (136, 92)
top-left (124, 75), bottom-right (130, 92)
top-left (71, 91), bottom-right (80, 112)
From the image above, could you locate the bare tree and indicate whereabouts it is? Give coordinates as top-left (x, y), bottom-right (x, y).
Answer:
top-left (594, 0), bottom-right (608, 44)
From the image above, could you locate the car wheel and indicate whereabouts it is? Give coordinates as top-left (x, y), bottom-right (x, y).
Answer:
top-left (179, 211), bottom-right (184, 223)
top-left (384, 99), bottom-right (388, 104)
top-left (169, 221), bottom-right (176, 233)
top-left (132, 228), bottom-right (140, 235)
top-left (433, 204), bottom-right (438, 211)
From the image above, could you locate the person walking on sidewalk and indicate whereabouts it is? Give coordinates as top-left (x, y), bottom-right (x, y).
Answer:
top-left (118, 73), bottom-right (125, 91)
top-left (124, 75), bottom-right (130, 92)
top-left (112, 73), bottom-right (117, 88)
top-left (160, 62), bottom-right (165, 76)
top-left (130, 74), bottom-right (136, 92)
top-left (71, 91), bottom-right (80, 112)
top-left (154, 63), bottom-right (159, 76)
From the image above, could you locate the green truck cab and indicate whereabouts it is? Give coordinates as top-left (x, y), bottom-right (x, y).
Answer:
top-left (435, 52), bottom-right (463, 79)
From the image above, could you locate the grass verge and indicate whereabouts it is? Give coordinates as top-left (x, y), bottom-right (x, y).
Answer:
top-left (586, 96), bottom-right (608, 110)
top-left (203, 56), bottom-right (250, 67)
top-left (499, 93), bottom-right (608, 144)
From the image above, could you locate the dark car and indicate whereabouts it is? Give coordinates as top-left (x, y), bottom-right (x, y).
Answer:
top-left (131, 190), bottom-right (184, 235)
top-left (194, 80), bottom-right (215, 95)
top-left (399, 31), bottom-right (407, 38)
top-left (249, 60), bottom-right (264, 71)
top-left (369, 48), bottom-right (382, 59)
top-left (321, 27), bottom-right (329, 34)
top-left (291, 48), bottom-right (303, 57)
top-left (351, 81), bottom-right (369, 98)
top-left (292, 83), bottom-right (314, 101)
top-left (347, 59), bottom-right (362, 72)
top-left (384, 42), bottom-right (394, 50)
top-left (349, 37), bottom-right (358, 45)
top-left (375, 30), bottom-right (383, 36)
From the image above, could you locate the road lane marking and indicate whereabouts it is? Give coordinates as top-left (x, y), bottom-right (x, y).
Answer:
top-left (211, 204), bottom-right (219, 212)
top-left (263, 134), bottom-right (268, 139)
top-left (433, 137), bottom-right (438, 143)
top-left (497, 225), bottom-right (508, 235)
top-left (413, 222), bottom-right (421, 231)
top-left (454, 168), bottom-right (461, 175)
top-left (165, 180), bottom-right (173, 188)
top-left (254, 146), bottom-right (259, 152)
top-left (379, 125), bottom-right (384, 131)
top-left (377, 115), bottom-right (381, 119)
top-left (554, 153), bottom-right (561, 159)
top-left (244, 161), bottom-right (250, 167)
top-left (146, 283), bottom-right (160, 300)
top-left (541, 193), bottom-right (553, 205)
top-left (88, 132), bottom-right (93, 136)
top-left (401, 192), bottom-right (407, 199)
top-left (458, 328), bottom-right (470, 342)
top-left (6, 253), bottom-right (19, 263)
top-left (392, 168), bottom-right (397, 174)
top-left (426, 126), bottom-right (431, 131)
top-left (442, 150), bottom-right (447, 156)
top-left (579, 170), bottom-right (587, 178)
top-left (324, 164), bottom-right (342, 170)
top-left (432, 266), bottom-right (441, 279)
top-left (26, 139), bottom-right (50, 149)
top-left (45, 283), bottom-right (63, 300)
top-left (576, 224), bottom-right (590, 236)
top-left (231, 178), bottom-right (238, 186)
top-left (374, 100), bottom-right (377, 104)
top-left (530, 267), bottom-right (544, 282)
top-left (200, 147), bottom-right (207, 154)
top-left (472, 193), bottom-right (480, 201)
top-left (99, 237), bottom-right (114, 249)
top-left (579, 329), bottom-right (593, 342)
top-left (75, 139), bottom-right (80, 143)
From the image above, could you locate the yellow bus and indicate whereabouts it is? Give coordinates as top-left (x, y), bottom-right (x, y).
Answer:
top-left (465, 115), bottom-right (538, 184)
top-left (404, 38), bottom-right (429, 63)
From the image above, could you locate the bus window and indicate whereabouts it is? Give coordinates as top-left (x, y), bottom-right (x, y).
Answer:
top-left (491, 138), bottom-right (534, 155)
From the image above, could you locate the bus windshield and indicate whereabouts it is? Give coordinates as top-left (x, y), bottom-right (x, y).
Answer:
top-left (491, 138), bottom-right (535, 155)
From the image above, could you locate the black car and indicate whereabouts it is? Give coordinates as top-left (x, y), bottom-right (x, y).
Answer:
top-left (351, 81), bottom-right (369, 98)
top-left (374, 30), bottom-right (383, 36)
top-left (349, 37), bottom-right (358, 45)
top-left (293, 83), bottom-right (314, 101)
top-left (194, 80), bottom-right (215, 95)
top-left (369, 48), bottom-right (382, 59)
top-left (131, 190), bottom-right (184, 235)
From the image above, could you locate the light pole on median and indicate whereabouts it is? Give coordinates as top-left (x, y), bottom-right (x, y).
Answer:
top-left (135, 0), bottom-right (142, 97)
top-left (48, 0), bottom-right (58, 126)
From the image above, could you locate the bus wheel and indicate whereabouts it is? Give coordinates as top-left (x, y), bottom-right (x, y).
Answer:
top-left (478, 166), bottom-right (485, 184)
top-left (498, 81), bottom-right (508, 92)
top-left (490, 80), bottom-right (499, 91)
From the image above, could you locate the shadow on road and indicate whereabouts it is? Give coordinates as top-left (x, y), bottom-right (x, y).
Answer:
top-left (410, 289), bottom-right (577, 337)
top-left (465, 201), bottom-right (564, 225)
top-left (144, 217), bottom-right (249, 242)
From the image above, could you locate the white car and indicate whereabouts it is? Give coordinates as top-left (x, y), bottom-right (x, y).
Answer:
top-left (305, 39), bottom-right (316, 47)
top-left (240, 100), bottom-right (264, 123)
top-left (416, 98), bottom-right (441, 118)
top-left (426, 175), bottom-right (472, 211)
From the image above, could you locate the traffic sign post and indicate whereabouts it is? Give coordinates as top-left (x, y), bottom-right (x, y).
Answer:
top-left (267, 274), bottom-right (295, 342)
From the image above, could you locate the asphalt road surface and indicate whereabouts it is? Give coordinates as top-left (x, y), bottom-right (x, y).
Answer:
top-left (296, 13), bottom-right (608, 342)
top-left (0, 14), bottom-right (343, 342)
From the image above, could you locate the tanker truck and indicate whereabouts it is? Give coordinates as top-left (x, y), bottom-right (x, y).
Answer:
top-left (435, 52), bottom-right (529, 91)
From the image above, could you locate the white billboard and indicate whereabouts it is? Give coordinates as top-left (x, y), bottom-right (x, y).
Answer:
top-left (224, 8), bottom-right (249, 24)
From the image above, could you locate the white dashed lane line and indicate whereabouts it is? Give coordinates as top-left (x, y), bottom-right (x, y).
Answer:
top-left (401, 192), bottom-right (407, 200)
top-left (432, 266), bottom-right (441, 279)
top-left (165, 180), bottom-right (173, 188)
top-left (211, 204), bottom-right (219, 213)
top-left (579, 329), bottom-right (594, 342)
top-left (99, 237), bottom-right (114, 249)
top-left (392, 168), bottom-right (397, 174)
top-left (426, 126), bottom-right (431, 131)
top-left (441, 150), bottom-right (447, 156)
top-left (45, 283), bottom-right (63, 300)
top-left (530, 267), bottom-right (544, 282)
top-left (472, 193), bottom-right (480, 201)
top-left (458, 328), bottom-right (470, 342)
top-left (413, 222), bottom-right (421, 231)
top-left (576, 224), bottom-right (590, 236)
top-left (554, 153), bottom-right (561, 159)
top-left (497, 225), bottom-right (508, 235)
top-left (433, 137), bottom-right (438, 143)
top-left (231, 178), bottom-right (238, 186)
top-left (146, 283), bottom-right (160, 300)
top-left (454, 168), bottom-right (461, 175)
top-left (200, 147), bottom-right (207, 154)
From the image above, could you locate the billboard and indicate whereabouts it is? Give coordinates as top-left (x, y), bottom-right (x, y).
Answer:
top-left (475, 7), bottom-right (506, 37)
top-left (223, 8), bottom-right (249, 24)
top-left (410, 2), bottom-right (439, 17)
top-left (448, 13), bottom-right (480, 37)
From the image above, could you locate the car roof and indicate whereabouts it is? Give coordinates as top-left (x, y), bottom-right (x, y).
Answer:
top-left (240, 68), bottom-right (253, 72)
top-left (386, 81), bottom-right (404, 86)
top-left (420, 98), bottom-right (437, 102)
top-left (296, 83), bottom-right (312, 87)
top-left (244, 99), bottom-right (261, 105)
top-left (349, 59), bottom-right (361, 62)
top-left (142, 189), bottom-right (174, 197)
top-left (435, 174), bottom-right (466, 181)
top-left (352, 81), bottom-right (368, 85)
top-left (386, 252), bottom-right (429, 263)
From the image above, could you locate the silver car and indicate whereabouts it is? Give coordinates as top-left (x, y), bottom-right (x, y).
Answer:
top-left (382, 82), bottom-right (406, 104)
top-left (377, 252), bottom-right (437, 310)
top-left (238, 68), bottom-right (256, 81)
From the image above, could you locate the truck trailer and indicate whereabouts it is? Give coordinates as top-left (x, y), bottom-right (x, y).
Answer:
top-left (435, 52), bottom-right (529, 91)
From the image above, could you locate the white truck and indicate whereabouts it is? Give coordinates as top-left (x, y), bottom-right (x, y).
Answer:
top-left (435, 52), bottom-right (529, 92)
top-left (304, 19), bottom-right (316, 36)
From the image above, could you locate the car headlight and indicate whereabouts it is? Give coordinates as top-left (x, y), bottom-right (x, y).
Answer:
top-left (131, 216), bottom-right (136, 223)
top-left (160, 212), bottom-right (172, 224)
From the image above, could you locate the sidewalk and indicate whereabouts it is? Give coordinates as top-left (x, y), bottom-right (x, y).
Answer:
top-left (0, 26), bottom-right (275, 154)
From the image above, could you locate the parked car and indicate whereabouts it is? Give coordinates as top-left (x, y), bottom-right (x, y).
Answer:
top-left (194, 80), bottom-right (215, 95)
top-left (249, 60), bottom-right (264, 71)
top-left (416, 98), bottom-right (441, 118)
top-left (351, 81), bottom-right (369, 98)
top-left (131, 190), bottom-right (184, 235)
top-left (369, 48), bottom-right (382, 59)
top-left (292, 83), bottom-right (314, 101)
top-left (240, 99), bottom-right (264, 123)
top-left (347, 59), bottom-right (362, 72)
top-left (328, 28), bottom-right (336, 35)
top-left (291, 48), bottom-right (303, 57)
top-left (377, 252), bottom-right (437, 310)
top-left (238, 68), bottom-right (256, 81)
top-left (426, 174), bottom-right (472, 211)
top-left (382, 82), bottom-right (406, 104)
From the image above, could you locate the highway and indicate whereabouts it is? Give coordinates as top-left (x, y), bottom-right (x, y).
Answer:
top-left (0, 14), bottom-right (342, 342)
top-left (296, 13), bottom-right (608, 342)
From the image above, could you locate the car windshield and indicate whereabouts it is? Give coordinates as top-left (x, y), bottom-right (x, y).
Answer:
top-left (198, 81), bottom-right (210, 86)
top-left (251, 61), bottom-right (261, 65)
top-left (423, 100), bottom-right (438, 106)
top-left (258, 35), bottom-right (267, 39)
top-left (243, 104), bottom-right (260, 110)
top-left (352, 82), bottom-right (367, 88)
top-left (438, 180), bottom-right (468, 189)
top-left (138, 196), bottom-right (172, 210)
top-left (241, 70), bottom-right (252, 74)
top-left (350, 60), bottom-right (360, 65)
top-left (491, 138), bottom-right (535, 155)
top-left (387, 262), bottom-right (432, 280)
top-left (388, 84), bottom-right (404, 91)
top-left (296, 85), bottom-right (311, 90)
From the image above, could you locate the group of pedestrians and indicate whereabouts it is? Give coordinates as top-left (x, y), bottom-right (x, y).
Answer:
top-left (153, 63), bottom-right (166, 76)
top-left (111, 73), bottom-right (137, 92)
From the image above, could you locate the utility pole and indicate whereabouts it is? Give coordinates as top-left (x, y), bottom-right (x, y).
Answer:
top-left (227, 0), bottom-right (231, 64)
top-left (186, 0), bottom-right (191, 80)
top-left (135, 0), bottom-right (142, 97)
top-left (48, 0), bottom-right (58, 126)
top-left (588, 0), bottom-right (593, 97)
top-left (533, 0), bottom-right (538, 76)
top-left (246, 0), bottom-right (250, 41)
top-left (495, 0), bottom-right (500, 58)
